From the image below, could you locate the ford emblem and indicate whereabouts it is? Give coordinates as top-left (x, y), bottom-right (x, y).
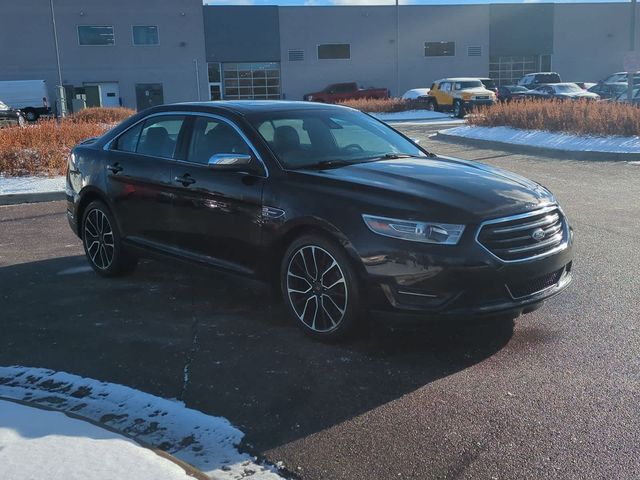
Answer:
top-left (531, 228), bottom-right (546, 241)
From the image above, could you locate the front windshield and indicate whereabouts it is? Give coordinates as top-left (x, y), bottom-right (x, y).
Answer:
top-left (247, 108), bottom-right (426, 170)
top-left (554, 84), bottom-right (582, 93)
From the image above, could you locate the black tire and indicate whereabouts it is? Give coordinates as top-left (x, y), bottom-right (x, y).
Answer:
top-left (426, 98), bottom-right (438, 112)
top-left (453, 100), bottom-right (465, 119)
top-left (23, 109), bottom-right (38, 122)
top-left (82, 200), bottom-right (137, 277)
top-left (280, 234), bottom-right (363, 341)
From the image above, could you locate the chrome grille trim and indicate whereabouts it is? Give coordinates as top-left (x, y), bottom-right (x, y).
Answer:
top-left (475, 205), bottom-right (569, 263)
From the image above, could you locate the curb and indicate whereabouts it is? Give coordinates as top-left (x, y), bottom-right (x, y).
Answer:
top-left (0, 395), bottom-right (210, 480)
top-left (435, 131), bottom-right (640, 162)
top-left (0, 191), bottom-right (65, 206)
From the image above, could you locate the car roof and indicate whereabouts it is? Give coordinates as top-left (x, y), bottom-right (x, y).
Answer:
top-left (173, 100), bottom-right (351, 114)
top-left (435, 77), bottom-right (484, 83)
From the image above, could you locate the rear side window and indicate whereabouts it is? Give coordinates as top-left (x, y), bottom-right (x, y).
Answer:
top-left (187, 116), bottom-right (251, 165)
top-left (136, 116), bottom-right (186, 159)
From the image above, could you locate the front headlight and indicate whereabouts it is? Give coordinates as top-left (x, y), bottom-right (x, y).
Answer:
top-left (362, 214), bottom-right (465, 245)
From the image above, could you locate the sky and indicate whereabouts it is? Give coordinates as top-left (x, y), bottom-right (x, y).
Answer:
top-left (204, 0), bottom-right (628, 6)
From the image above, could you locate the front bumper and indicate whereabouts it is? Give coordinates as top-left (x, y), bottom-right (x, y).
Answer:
top-left (357, 225), bottom-right (574, 321)
top-left (463, 99), bottom-right (495, 108)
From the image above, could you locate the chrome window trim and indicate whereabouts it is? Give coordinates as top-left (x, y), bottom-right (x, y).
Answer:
top-left (475, 205), bottom-right (569, 264)
top-left (103, 110), bottom-right (269, 178)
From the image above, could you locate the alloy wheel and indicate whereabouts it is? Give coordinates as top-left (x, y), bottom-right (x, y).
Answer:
top-left (84, 208), bottom-right (115, 270)
top-left (286, 245), bottom-right (348, 333)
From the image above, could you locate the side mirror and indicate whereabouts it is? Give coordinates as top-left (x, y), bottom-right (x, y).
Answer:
top-left (207, 153), bottom-right (253, 170)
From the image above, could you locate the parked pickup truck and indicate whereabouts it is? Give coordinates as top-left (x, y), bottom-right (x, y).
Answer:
top-left (303, 82), bottom-right (389, 103)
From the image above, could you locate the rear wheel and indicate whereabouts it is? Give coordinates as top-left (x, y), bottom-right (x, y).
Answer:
top-left (281, 235), bottom-right (362, 340)
top-left (23, 109), bottom-right (38, 122)
top-left (82, 200), bottom-right (137, 277)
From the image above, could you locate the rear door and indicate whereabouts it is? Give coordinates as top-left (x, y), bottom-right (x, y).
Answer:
top-left (169, 115), bottom-right (266, 274)
top-left (106, 114), bottom-right (187, 247)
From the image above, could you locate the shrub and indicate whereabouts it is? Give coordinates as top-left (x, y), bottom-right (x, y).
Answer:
top-left (69, 107), bottom-right (135, 124)
top-left (468, 99), bottom-right (640, 137)
top-left (0, 120), bottom-right (110, 177)
top-left (338, 98), bottom-right (430, 113)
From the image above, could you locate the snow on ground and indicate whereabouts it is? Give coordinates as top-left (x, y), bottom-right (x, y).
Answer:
top-left (0, 366), bottom-right (286, 480)
top-left (370, 109), bottom-right (450, 122)
top-left (442, 125), bottom-right (640, 154)
top-left (0, 175), bottom-right (65, 195)
top-left (0, 400), bottom-right (195, 480)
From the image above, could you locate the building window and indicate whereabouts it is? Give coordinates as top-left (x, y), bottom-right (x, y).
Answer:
top-left (132, 25), bottom-right (159, 45)
top-left (317, 44), bottom-right (350, 60)
top-left (208, 63), bottom-right (222, 100)
top-left (78, 26), bottom-right (115, 46)
top-left (489, 55), bottom-right (547, 86)
top-left (467, 46), bottom-right (482, 57)
top-left (223, 62), bottom-right (280, 100)
top-left (424, 41), bottom-right (455, 57)
top-left (288, 49), bottom-right (305, 62)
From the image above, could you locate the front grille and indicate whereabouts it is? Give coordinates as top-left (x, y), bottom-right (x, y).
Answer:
top-left (477, 207), bottom-right (566, 262)
top-left (507, 268), bottom-right (564, 299)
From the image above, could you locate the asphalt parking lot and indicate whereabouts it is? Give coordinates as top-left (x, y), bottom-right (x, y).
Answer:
top-left (1, 128), bottom-right (639, 479)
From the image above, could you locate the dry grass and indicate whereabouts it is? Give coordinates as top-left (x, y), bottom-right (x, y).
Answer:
top-left (0, 120), bottom-right (109, 176)
top-left (468, 99), bottom-right (640, 137)
top-left (69, 107), bottom-right (135, 124)
top-left (339, 97), bottom-right (430, 113)
top-left (0, 107), bottom-right (134, 177)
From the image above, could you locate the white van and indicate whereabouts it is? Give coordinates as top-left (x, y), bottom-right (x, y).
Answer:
top-left (0, 80), bottom-right (51, 121)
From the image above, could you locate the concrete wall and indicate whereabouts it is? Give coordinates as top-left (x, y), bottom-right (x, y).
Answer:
top-left (490, 4), bottom-right (554, 57)
top-left (399, 5), bottom-right (490, 92)
top-left (0, 0), bottom-right (208, 110)
top-left (204, 6), bottom-right (280, 62)
top-left (553, 2), bottom-right (640, 82)
top-left (279, 5), bottom-right (490, 100)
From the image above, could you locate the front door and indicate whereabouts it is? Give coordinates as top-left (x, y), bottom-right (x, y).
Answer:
top-left (105, 114), bottom-right (188, 247)
top-left (85, 82), bottom-right (120, 107)
top-left (170, 115), bottom-right (265, 274)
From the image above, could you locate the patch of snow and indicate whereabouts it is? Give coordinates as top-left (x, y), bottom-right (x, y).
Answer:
top-left (0, 175), bottom-right (65, 195)
top-left (0, 400), bottom-right (194, 480)
top-left (57, 265), bottom-right (93, 275)
top-left (0, 366), bottom-right (286, 480)
top-left (442, 125), bottom-right (640, 154)
top-left (370, 110), bottom-right (450, 122)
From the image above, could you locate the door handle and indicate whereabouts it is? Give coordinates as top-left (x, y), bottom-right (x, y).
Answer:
top-left (174, 174), bottom-right (196, 187)
top-left (107, 163), bottom-right (123, 174)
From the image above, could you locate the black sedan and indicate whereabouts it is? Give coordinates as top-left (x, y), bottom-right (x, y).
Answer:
top-left (524, 83), bottom-right (600, 101)
top-left (0, 100), bottom-right (24, 128)
top-left (496, 85), bottom-right (529, 102)
top-left (66, 101), bottom-right (574, 340)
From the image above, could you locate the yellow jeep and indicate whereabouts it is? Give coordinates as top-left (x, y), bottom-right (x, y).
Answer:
top-left (427, 78), bottom-right (496, 118)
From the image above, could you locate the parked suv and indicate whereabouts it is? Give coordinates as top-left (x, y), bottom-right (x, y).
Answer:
top-left (66, 101), bottom-right (573, 340)
top-left (518, 72), bottom-right (562, 89)
top-left (427, 78), bottom-right (496, 118)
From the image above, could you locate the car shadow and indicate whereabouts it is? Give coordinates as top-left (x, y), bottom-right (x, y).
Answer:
top-left (0, 255), bottom-right (514, 454)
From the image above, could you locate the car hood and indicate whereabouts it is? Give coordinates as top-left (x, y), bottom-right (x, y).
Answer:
top-left (297, 156), bottom-right (555, 220)
top-left (461, 87), bottom-right (493, 95)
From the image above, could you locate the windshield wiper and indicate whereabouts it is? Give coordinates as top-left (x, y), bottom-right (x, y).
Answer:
top-left (300, 160), bottom-right (354, 170)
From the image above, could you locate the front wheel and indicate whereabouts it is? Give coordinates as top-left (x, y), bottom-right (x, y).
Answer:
top-left (82, 200), bottom-right (137, 277)
top-left (453, 100), bottom-right (465, 118)
top-left (281, 235), bottom-right (363, 340)
top-left (426, 98), bottom-right (438, 112)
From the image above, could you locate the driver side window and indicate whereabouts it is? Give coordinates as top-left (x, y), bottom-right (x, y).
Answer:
top-left (187, 116), bottom-right (251, 165)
